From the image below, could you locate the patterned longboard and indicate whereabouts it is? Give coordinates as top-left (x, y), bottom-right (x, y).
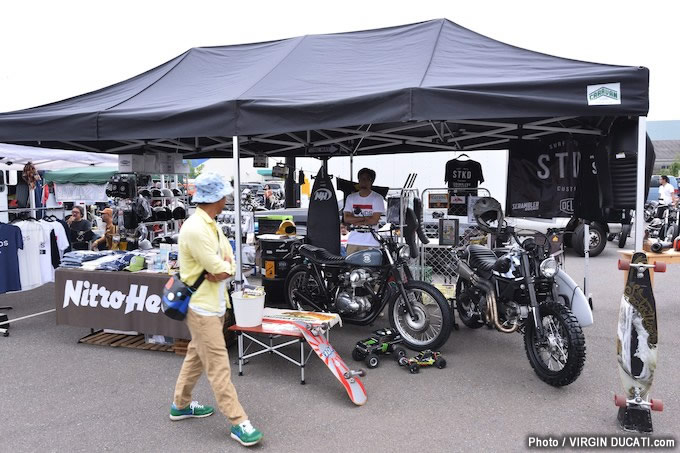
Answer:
top-left (266, 319), bottom-right (367, 406)
top-left (616, 252), bottom-right (659, 403)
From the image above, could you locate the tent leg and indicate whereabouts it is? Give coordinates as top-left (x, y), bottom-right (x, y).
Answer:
top-left (634, 117), bottom-right (647, 251)
top-left (233, 136), bottom-right (243, 290)
top-left (350, 154), bottom-right (354, 180)
top-left (583, 223), bottom-right (589, 297)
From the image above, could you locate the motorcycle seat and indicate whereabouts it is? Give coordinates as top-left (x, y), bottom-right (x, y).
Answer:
top-left (468, 245), bottom-right (499, 272)
top-left (299, 244), bottom-right (346, 264)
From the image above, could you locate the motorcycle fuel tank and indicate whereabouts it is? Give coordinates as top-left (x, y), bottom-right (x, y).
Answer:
top-left (345, 248), bottom-right (383, 267)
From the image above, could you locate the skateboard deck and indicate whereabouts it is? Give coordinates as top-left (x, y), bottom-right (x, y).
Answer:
top-left (615, 252), bottom-right (663, 432)
top-left (267, 319), bottom-right (367, 406)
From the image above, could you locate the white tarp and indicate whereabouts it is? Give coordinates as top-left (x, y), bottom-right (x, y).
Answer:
top-left (54, 183), bottom-right (109, 202)
top-left (0, 143), bottom-right (117, 170)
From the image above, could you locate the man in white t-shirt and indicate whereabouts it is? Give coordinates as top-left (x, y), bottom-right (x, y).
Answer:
top-left (657, 175), bottom-right (677, 218)
top-left (343, 168), bottom-right (385, 255)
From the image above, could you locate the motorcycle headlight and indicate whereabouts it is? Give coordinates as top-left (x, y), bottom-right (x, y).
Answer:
top-left (539, 257), bottom-right (558, 278)
top-left (398, 244), bottom-right (411, 260)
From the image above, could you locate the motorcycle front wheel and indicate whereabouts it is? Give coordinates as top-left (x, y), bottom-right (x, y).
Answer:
top-left (389, 280), bottom-right (452, 351)
top-left (524, 302), bottom-right (586, 387)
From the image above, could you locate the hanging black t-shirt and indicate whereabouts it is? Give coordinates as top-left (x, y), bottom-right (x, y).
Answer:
top-left (0, 224), bottom-right (24, 293)
top-left (445, 158), bottom-right (484, 216)
top-left (444, 158), bottom-right (484, 190)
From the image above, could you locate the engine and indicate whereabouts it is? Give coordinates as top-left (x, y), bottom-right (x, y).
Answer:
top-left (334, 268), bottom-right (379, 316)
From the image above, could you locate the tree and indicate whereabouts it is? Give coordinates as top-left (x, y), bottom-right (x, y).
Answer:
top-left (188, 160), bottom-right (204, 179)
top-left (669, 158), bottom-right (680, 177)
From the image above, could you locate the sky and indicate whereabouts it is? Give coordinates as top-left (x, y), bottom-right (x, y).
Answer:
top-left (0, 0), bottom-right (678, 120)
top-left (1, 0), bottom-right (677, 202)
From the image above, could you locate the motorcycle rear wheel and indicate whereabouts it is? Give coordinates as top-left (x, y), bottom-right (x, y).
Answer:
top-left (284, 265), bottom-right (324, 311)
top-left (389, 280), bottom-right (452, 351)
top-left (524, 302), bottom-right (586, 387)
top-left (455, 279), bottom-right (484, 329)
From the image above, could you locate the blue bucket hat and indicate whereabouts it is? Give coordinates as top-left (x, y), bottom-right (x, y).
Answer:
top-left (192, 172), bottom-right (232, 204)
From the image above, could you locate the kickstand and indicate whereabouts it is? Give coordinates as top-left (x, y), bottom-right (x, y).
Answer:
top-left (449, 298), bottom-right (460, 330)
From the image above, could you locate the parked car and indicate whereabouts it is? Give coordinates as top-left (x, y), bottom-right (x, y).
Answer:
top-left (647, 175), bottom-right (679, 203)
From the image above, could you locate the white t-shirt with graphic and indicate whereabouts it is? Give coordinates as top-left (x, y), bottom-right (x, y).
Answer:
top-left (38, 220), bottom-right (70, 283)
top-left (16, 221), bottom-right (44, 290)
top-left (344, 191), bottom-right (385, 247)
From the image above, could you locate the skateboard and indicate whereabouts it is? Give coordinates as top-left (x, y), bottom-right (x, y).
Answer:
top-left (266, 319), bottom-right (367, 406)
top-left (615, 252), bottom-right (665, 432)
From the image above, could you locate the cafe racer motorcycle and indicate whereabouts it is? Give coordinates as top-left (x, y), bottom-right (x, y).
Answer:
top-left (284, 220), bottom-right (452, 351)
top-left (453, 198), bottom-right (590, 387)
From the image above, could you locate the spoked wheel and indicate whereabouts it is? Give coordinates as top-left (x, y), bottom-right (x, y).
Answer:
top-left (389, 280), bottom-right (452, 351)
top-left (455, 279), bottom-right (484, 329)
top-left (524, 302), bottom-right (586, 387)
top-left (284, 265), bottom-right (324, 311)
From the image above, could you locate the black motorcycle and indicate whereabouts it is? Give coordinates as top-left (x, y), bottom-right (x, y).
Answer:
top-left (284, 225), bottom-right (452, 351)
top-left (454, 198), bottom-right (586, 387)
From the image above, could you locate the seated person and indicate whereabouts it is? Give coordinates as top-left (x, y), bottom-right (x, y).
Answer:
top-left (67, 205), bottom-right (94, 250)
top-left (342, 168), bottom-right (385, 255)
top-left (91, 208), bottom-right (117, 250)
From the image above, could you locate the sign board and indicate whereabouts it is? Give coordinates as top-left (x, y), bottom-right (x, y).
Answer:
top-left (428, 193), bottom-right (449, 209)
top-left (253, 154), bottom-right (269, 168)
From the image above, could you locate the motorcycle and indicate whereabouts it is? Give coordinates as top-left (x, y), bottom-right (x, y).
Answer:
top-left (643, 201), bottom-right (658, 223)
top-left (453, 197), bottom-right (590, 387)
top-left (284, 221), bottom-right (452, 351)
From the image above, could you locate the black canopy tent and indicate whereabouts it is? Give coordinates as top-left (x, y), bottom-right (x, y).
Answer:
top-left (0, 18), bottom-right (651, 283)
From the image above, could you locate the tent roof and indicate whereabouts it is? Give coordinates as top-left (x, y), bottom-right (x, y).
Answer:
top-left (43, 166), bottom-right (118, 184)
top-left (0, 19), bottom-right (648, 157)
top-left (0, 143), bottom-right (118, 171)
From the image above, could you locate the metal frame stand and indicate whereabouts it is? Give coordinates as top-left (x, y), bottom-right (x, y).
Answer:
top-left (234, 327), bottom-right (330, 385)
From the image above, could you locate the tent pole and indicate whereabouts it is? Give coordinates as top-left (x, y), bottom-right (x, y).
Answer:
top-left (350, 154), bottom-right (354, 180)
top-left (233, 136), bottom-right (243, 290)
top-left (583, 223), bottom-right (589, 297)
top-left (634, 117), bottom-right (647, 251)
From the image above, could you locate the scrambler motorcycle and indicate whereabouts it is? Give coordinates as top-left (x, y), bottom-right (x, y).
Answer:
top-left (284, 223), bottom-right (452, 351)
top-left (453, 198), bottom-right (591, 387)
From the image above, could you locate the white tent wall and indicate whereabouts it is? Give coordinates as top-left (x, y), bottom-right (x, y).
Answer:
top-left (205, 149), bottom-right (509, 209)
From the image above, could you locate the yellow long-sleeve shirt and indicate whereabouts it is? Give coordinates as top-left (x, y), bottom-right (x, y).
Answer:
top-left (179, 207), bottom-right (235, 314)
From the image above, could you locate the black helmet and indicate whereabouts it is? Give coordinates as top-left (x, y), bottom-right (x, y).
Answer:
top-left (172, 206), bottom-right (186, 220)
top-left (473, 197), bottom-right (504, 234)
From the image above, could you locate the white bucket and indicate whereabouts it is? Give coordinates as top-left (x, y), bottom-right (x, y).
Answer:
top-left (231, 291), bottom-right (265, 327)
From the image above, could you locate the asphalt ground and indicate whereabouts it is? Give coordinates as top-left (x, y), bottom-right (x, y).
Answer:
top-left (1, 242), bottom-right (679, 452)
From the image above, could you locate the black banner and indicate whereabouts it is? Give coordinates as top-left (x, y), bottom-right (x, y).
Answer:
top-left (55, 268), bottom-right (190, 339)
top-left (307, 168), bottom-right (341, 255)
top-left (507, 139), bottom-right (591, 218)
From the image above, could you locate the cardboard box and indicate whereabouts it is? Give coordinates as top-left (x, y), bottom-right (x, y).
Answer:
top-left (118, 154), bottom-right (144, 173)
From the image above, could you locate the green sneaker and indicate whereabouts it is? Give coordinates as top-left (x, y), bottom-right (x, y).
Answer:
top-left (169, 401), bottom-right (214, 420)
top-left (230, 420), bottom-right (263, 447)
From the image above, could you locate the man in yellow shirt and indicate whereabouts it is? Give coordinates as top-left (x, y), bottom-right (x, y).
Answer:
top-left (171, 172), bottom-right (263, 447)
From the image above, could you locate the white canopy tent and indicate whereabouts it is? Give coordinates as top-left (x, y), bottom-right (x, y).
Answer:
top-left (0, 143), bottom-right (118, 171)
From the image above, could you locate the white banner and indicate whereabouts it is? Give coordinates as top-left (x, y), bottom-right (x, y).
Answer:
top-left (55, 183), bottom-right (108, 202)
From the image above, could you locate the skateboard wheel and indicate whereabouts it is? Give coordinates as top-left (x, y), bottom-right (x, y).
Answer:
top-left (357, 369), bottom-right (366, 377)
top-left (617, 260), bottom-right (630, 271)
top-left (654, 262), bottom-right (666, 273)
top-left (651, 399), bottom-right (664, 412)
top-left (614, 394), bottom-right (626, 407)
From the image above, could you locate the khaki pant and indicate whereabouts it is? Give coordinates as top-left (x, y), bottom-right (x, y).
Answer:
top-left (173, 309), bottom-right (247, 425)
top-left (345, 244), bottom-right (375, 256)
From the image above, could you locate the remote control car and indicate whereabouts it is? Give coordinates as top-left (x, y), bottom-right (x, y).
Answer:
top-left (398, 350), bottom-right (447, 374)
top-left (352, 328), bottom-right (405, 369)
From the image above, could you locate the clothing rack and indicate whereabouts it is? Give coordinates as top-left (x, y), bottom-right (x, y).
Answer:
top-left (0, 205), bottom-right (66, 336)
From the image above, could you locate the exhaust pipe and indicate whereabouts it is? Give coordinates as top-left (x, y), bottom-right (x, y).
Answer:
top-left (456, 259), bottom-right (518, 333)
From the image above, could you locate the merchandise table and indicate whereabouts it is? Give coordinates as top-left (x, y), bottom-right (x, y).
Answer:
top-left (228, 308), bottom-right (341, 385)
top-left (55, 267), bottom-right (190, 339)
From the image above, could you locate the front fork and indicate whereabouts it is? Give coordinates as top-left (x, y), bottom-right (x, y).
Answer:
top-left (392, 265), bottom-right (418, 320)
top-left (520, 253), bottom-right (544, 338)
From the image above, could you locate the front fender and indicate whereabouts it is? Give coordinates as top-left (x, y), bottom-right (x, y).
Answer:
top-left (554, 269), bottom-right (593, 327)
